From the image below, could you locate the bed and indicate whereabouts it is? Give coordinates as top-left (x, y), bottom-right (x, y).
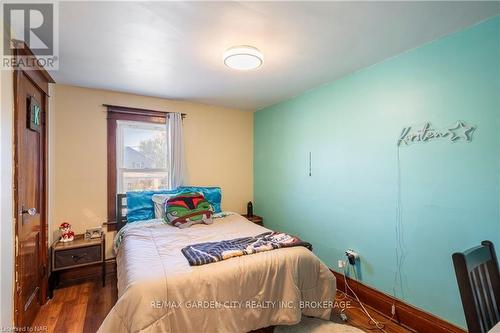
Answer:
top-left (98, 194), bottom-right (336, 333)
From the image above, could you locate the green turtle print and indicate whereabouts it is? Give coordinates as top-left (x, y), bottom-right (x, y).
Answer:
top-left (164, 192), bottom-right (214, 228)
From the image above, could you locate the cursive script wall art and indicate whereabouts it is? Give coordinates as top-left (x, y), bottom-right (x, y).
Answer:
top-left (398, 121), bottom-right (476, 146)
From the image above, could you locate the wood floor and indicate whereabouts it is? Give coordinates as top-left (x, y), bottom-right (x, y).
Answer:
top-left (32, 275), bottom-right (117, 333)
top-left (32, 274), bottom-right (411, 333)
top-left (332, 292), bottom-right (413, 333)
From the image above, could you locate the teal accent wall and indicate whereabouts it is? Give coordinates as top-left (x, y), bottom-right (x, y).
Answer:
top-left (254, 16), bottom-right (500, 327)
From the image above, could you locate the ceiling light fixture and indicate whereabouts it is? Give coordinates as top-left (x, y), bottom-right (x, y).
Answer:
top-left (223, 45), bottom-right (263, 71)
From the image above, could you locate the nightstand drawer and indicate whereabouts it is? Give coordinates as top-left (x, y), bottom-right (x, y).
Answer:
top-left (54, 245), bottom-right (101, 269)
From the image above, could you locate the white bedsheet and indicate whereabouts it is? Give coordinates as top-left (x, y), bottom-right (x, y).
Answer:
top-left (98, 214), bottom-right (336, 333)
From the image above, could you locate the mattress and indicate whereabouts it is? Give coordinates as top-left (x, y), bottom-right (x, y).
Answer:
top-left (98, 214), bottom-right (336, 333)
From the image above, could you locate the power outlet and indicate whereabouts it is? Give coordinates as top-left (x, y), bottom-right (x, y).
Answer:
top-left (345, 249), bottom-right (359, 265)
top-left (338, 260), bottom-right (345, 269)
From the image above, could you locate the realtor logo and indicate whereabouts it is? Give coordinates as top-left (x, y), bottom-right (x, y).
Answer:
top-left (1, 2), bottom-right (59, 70)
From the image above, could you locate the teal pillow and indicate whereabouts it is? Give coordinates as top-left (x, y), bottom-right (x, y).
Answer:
top-left (126, 189), bottom-right (180, 222)
top-left (178, 186), bottom-right (222, 213)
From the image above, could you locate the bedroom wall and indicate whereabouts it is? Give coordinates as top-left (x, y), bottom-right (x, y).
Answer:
top-left (0, 67), bottom-right (15, 327)
top-left (50, 85), bottom-right (253, 258)
top-left (254, 16), bottom-right (499, 328)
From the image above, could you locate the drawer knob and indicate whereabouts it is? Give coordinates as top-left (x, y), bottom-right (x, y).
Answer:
top-left (72, 253), bottom-right (88, 262)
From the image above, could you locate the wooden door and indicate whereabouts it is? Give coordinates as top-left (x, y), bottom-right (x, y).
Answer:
top-left (13, 47), bottom-right (53, 328)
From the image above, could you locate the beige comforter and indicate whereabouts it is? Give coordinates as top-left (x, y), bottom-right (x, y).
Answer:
top-left (98, 214), bottom-right (336, 333)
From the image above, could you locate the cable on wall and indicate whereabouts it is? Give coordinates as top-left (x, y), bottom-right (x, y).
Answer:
top-left (391, 120), bottom-right (476, 301)
top-left (341, 260), bottom-right (392, 333)
top-left (393, 145), bottom-right (406, 300)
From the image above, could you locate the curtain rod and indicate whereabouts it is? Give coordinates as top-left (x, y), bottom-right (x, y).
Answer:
top-left (103, 104), bottom-right (186, 118)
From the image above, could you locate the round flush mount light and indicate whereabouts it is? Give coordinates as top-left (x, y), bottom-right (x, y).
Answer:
top-left (223, 45), bottom-right (263, 70)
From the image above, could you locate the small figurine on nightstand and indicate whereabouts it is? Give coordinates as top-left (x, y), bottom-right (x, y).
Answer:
top-left (59, 222), bottom-right (75, 242)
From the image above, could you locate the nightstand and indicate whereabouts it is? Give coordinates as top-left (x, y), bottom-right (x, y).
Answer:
top-left (242, 214), bottom-right (263, 226)
top-left (49, 233), bottom-right (105, 296)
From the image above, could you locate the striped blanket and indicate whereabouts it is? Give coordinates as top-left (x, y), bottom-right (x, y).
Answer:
top-left (181, 231), bottom-right (312, 266)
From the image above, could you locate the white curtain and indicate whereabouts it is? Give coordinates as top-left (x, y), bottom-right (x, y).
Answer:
top-left (167, 113), bottom-right (187, 189)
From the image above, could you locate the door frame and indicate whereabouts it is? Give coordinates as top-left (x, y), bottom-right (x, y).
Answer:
top-left (12, 40), bottom-right (54, 327)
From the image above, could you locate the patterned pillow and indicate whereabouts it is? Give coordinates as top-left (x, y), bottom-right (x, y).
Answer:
top-left (164, 192), bottom-right (214, 228)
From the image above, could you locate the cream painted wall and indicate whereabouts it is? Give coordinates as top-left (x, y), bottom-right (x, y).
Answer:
top-left (50, 85), bottom-right (253, 258)
top-left (0, 66), bottom-right (15, 327)
top-left (1, 20), bottom-right (16, 327)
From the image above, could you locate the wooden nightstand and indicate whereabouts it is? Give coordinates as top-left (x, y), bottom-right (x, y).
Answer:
top-left (49, 234), bottom-right (105, 296)
top-left (242, 214), bottom-right (263, 226)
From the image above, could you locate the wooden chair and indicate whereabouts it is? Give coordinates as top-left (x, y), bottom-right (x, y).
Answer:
top-left (453, 241), bottom-right (500, 333)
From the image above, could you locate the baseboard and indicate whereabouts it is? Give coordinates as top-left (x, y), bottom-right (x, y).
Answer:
top-left (330, 270), bottom-right (466, 333)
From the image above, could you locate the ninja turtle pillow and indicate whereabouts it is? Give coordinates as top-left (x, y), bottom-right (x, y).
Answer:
top-left (164, 192), bottom-right (214, 228)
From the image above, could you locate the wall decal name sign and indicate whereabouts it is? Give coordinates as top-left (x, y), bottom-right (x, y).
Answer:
top-left (398, 121), bottom-right (476, 146)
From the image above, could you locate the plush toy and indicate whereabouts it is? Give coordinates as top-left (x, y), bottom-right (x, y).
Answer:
top-left (59, 222), bottom-right (75, 242)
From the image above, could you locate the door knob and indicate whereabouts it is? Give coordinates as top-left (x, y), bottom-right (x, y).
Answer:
top-left (22, 207), bottom-right (37, 216)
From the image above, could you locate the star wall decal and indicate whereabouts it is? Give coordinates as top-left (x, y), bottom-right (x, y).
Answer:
top-left (447, 121), bottom-right (476, 142)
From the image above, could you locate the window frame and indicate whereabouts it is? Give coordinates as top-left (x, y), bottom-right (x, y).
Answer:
top-left (106, 105), bottom-right (169, 226)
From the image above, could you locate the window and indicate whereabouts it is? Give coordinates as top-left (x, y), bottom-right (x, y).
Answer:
top-left (116, 120), bottom-right (168, 192)
top-left (106, 104), bottom-right (172, 224)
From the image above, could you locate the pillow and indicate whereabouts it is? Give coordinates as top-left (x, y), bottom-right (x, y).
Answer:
top-left (177, 186), bottom-right (222, 213)
top-left (152, 193), bottom-right (180, 219)
top-left (126, 189), bottom-right (179, 222)
top-left (126, 186), bottom-right (222, 222)
top-left (164, 193), bottom-right (214, 228)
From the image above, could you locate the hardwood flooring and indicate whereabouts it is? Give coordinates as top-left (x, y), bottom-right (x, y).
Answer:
top-left (32, 274), bottom-right (411, 333)
top-left (32, 275), bottom-right (117, 333)
top-left (332, 291), bottom-right (413, 333)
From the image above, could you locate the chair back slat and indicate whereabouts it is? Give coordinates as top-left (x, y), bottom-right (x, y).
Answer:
top-left (481, 263), bottom-right (500, 325)
top-left (469, 267), bottom-right (485, 332)
top-left (453, 241), bottom-right (500, 333)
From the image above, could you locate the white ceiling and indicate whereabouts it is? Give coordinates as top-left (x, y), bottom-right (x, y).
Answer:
top-left (52, 1), bottom-right (500, 111)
